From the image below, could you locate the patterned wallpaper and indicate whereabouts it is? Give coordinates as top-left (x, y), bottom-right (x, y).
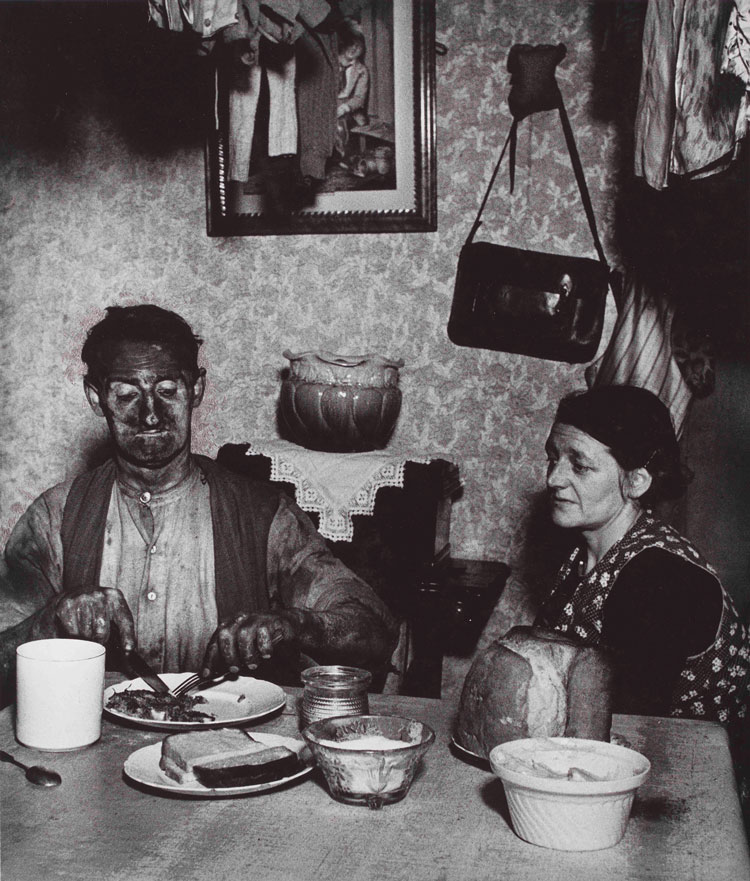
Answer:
top-left (0, 1), bottom-right (621, 595)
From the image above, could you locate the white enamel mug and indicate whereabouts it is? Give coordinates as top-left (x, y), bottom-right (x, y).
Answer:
top-left (16, 639), bottom-right (106, 751)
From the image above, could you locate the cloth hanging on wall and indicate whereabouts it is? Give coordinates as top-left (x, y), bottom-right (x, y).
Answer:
top-left (243, 439), bottom-right (458, 542)
top-left (228, 45), bottom-right (298, 181)
top-left (635, 0), bottom-right (748, 190)
top-left (585, 268), bottom-right (693, 439)
top-left (722, 0), bottom-right (750, 88)
top-left (148, 0), bottom-right (238, 38)
top-left (149, 0), bottom-right (336, 189)
top-left (148, 0), bottom-right (330, 41)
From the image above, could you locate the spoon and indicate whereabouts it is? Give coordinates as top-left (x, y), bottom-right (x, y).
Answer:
top-left (0, 749), bottom-right (62, 787)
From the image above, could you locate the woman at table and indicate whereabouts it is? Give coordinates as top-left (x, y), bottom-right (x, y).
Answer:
top-left (535, 385), bottom-right (749, 737)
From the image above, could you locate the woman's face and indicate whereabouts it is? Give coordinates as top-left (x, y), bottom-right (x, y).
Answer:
top-left (545, 422), bottom-right (633, 533)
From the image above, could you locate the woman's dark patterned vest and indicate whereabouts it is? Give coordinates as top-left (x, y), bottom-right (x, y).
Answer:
top-left (545, 513), bottom-right (749, 727)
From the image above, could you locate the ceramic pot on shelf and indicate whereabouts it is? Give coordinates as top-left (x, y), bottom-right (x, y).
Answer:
top-left (280, 350), bottom-right (404, 453)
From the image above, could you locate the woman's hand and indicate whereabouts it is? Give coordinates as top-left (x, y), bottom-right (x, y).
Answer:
top-left (200, 610), bottom-right (302, 677)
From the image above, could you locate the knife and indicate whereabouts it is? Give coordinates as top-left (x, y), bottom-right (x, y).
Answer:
top-left (123, 649), bottom-right (172, 695)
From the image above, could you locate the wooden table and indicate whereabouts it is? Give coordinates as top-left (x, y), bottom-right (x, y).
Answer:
top-left (2, 684), bottom-right (748, 881)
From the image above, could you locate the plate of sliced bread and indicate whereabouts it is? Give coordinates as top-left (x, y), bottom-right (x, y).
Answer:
top-left (124, 728), bottom-right (314, 796)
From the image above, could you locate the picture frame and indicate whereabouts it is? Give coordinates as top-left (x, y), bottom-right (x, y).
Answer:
top-left (205, 0), bottom-right (436, 236)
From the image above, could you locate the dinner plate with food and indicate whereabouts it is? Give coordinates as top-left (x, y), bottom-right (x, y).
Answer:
top-left (104, 673), bottom-right (287, 730)
top-left (124, 728), bottom-right (313, 797)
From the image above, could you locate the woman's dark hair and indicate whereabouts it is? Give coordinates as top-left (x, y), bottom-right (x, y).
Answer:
top-left (554, 385), bottom-right (689, 507)
top-left (82, 305), bottom-right (203, 389)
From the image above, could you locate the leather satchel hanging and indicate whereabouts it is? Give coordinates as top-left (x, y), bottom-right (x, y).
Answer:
top-left (448, 43), bottom-right (612, 364)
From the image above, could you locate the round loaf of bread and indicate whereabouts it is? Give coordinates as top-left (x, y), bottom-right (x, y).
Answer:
top-left (454, 625), bottom-right (614, 759)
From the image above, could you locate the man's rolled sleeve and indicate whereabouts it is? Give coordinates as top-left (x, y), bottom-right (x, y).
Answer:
top-left (266, 494), bottom-right (397, 632)
top-left (1, 485), bottom-right (68, 630)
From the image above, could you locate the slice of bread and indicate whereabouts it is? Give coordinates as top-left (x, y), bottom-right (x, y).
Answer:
top-left (159, 728), bottom-right (300, 786)
top-left (194, 745), bottom-right (300, 788)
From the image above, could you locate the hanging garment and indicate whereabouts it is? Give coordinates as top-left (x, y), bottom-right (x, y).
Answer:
top-left (228, 45), bottom-right (298, 181)
top-left (585, 268), bottom-right (693, 438)
top-left (723, 0), bottom-right (750, 142)
top-left (723, 0), bottom-right (750, 87)
top-left (148, 0), bottom-right (331, 39)
top-left (148, 0), bottom-right (240, 38)
top-left (635, 0), bottom-right (747, 190)
top-left (296, 29), bottom-right (338, 181)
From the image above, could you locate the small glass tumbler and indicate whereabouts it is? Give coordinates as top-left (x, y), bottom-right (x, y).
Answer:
top-left (300, 665), bottom-right (371, 728)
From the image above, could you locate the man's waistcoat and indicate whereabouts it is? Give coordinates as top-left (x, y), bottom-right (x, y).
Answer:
top-left (60, 455), bottom-right (281, 621)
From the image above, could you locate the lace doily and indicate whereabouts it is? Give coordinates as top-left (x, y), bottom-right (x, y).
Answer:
top-left (246, 439), bottom-right (457, 541)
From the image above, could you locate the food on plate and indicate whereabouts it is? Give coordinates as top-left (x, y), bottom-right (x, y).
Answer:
top-left (159, 728), bottom-right (301, 787)
top-left (106, 688), bottom-right (216, 723)
top-left (454, 625), bottom-right (614, 758)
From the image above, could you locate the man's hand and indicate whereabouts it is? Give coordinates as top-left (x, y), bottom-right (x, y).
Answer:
top-left (49, 588), bottom-right (136, 652)
top-left (201, 610), bottom-right (301, 677)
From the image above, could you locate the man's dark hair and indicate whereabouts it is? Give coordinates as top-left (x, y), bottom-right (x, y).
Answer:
top-left (82, 305), bottom-right (203, 388)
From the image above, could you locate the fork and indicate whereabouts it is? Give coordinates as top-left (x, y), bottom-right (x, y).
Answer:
top-left (172, 672), bottom-right (236, 698)
top-left (171, 674), bottom-right (203, 697)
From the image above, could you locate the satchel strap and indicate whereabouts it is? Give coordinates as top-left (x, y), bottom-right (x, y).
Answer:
top-left (466, 101), bottom-right (608, 268)
top-left (466, 122), bottom-right (516, 246)
top-left (556, 102), bottom-right (608, 266)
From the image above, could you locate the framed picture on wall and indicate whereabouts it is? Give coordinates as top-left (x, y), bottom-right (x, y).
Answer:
top-left (205, 0), bottom-right (436, 236)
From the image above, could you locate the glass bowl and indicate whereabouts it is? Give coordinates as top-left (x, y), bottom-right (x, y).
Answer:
top-left (302, 714), bottom-right (435, 809)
